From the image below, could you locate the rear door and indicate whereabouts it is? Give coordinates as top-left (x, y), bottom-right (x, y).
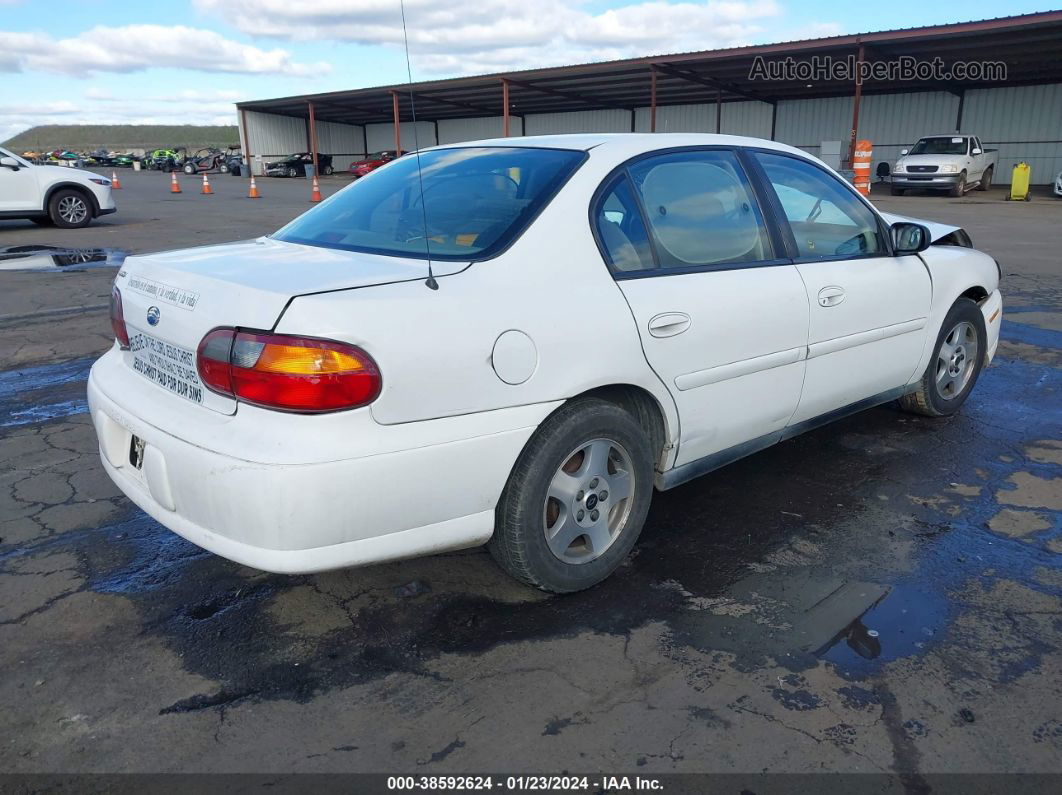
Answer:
top-left (749, 150), bottom-right (931, 425)
top-left (596, 147), bottom-right (809, 468)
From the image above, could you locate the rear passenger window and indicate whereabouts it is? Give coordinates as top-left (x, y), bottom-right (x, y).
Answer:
top-left (754, 151), bottom-right (884, 259)
top-left (628, 150), bottom-right (773, 269)
top-left (595, 176), bottom-right (655, 273)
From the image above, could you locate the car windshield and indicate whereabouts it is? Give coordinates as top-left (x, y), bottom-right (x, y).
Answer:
top-left (275, 146), bottom-right (585, 261)
top-left (909, 137), bottom-right (968, 155)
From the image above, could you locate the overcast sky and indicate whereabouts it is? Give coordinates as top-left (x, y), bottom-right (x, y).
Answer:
top-left (1, 0), bottom-right (1054, 143)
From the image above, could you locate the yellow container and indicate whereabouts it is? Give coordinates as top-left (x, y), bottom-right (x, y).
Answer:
top-left (1008, 162), bottom-right (1031, 201)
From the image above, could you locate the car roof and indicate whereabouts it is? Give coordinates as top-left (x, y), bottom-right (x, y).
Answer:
top-left (426, 132), bottom-right (812, 160)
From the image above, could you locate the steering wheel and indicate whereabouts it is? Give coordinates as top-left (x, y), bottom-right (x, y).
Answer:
top-left (396, 210), bottom-right (451, 246)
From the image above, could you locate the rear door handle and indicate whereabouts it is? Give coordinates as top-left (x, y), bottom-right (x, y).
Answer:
top-left (817, 286), bottom-right (846, 307)
top-left (647, 312), bottom-right (692, 338)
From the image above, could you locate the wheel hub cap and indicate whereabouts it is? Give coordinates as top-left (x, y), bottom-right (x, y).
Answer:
top-left (543, 438), bottom-right (635, 564)
top-left (935, 321), bottom-right (978, 400)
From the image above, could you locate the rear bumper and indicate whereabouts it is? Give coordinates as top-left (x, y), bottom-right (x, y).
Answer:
top-left (88, 349), bottom-right (548, 573)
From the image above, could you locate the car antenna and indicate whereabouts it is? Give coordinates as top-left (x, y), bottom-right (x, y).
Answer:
top-left (399, 0), bottom-right (438, 290)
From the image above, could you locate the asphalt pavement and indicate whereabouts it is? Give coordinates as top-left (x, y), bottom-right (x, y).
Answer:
top-left (1, 170), bottom-right (1060, 781)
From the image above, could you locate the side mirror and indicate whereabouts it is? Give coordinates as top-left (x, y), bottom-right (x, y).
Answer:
top-left (900, 149), bottom-right (909, 156)
top-left (971, 148), bottom-right (982, 155)
top-left (892, 222), bottom-right (932, 255)
top-left (0, 155), bottom-right (20, 170)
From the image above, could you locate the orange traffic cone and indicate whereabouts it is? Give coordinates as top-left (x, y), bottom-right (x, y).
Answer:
top-left (248, 175), bottom-right (260, 199)
top-left (111, 170), bottom-right (121, 189)
top-left (201, 174), bottom-right (213, 195)
top-left (310, 175), bottom-right (322, 202)
top-left (170, 171), bottom-right (181, 194)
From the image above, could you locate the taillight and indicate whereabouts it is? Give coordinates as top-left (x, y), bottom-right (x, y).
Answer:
top-left (196, 328), bottom-right (381, 413)
top-left (110, 286), bottom-right (130, 349)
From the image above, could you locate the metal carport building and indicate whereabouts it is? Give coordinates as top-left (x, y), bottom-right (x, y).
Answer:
top-left (237, 10), bottom-right (1062, 185)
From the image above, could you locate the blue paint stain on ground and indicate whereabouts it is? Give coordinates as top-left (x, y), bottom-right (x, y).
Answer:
top-left (0, 357), bottom-right (94, 427)
top-left (1001, 319), bottom-right (1062, 349)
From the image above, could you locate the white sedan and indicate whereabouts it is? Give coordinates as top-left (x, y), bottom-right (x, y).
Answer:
top-left (89, 134), bottom-right (1002, 592)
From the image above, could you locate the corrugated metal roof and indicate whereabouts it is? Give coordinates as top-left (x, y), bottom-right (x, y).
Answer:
top-left (239, 11), bottom-right (1062, 125)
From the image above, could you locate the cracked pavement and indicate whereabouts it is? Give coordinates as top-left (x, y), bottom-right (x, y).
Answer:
top-left (0, 177), bottom-right (1060, 777)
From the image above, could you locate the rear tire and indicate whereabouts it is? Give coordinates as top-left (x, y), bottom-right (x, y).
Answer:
top-left (900, 298), bottom-right (986, 417)
top-left (489, 398), bottom-right (654, 593)
top-left (48, 189), bottom-right (92, 229)
top-left (976, 166), bottom-right (992, 191)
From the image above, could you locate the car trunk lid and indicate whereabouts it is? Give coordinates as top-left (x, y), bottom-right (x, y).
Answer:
top-left (115, 236), bottom-right (467, 415)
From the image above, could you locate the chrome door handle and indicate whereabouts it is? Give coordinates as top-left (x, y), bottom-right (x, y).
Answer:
top-left (647, 312), bottom-right (692, 338)
top-left (818, 286), bottom-right (846, 307)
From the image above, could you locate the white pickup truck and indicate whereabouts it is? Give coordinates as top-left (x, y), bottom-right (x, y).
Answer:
top-left (891, 135), bottom-right (998, 197)
top-left (0, 146), bottom-right (116, 228)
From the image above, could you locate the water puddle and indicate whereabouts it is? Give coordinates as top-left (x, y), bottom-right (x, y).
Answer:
top-left (0, 357), bottom-right (94, 427)
top-left (0, 245), bottom-right (127, 271)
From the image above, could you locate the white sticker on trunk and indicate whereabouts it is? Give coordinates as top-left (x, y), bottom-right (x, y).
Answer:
top-left (126, 275), bottom-right (200, 311)
top-left (129, 328), bottom-right (204, 404)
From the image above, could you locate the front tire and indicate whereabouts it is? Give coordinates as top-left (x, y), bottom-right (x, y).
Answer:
top-left (48, 189), bottom-right (92, 228)
top-left (949, 172), bottom-right (967, 198)
top-left (287, 166), bottom-right (298, 178)
top-left (183, 163), bottom-right (196, 175)
top-left (891, 184), bottom-right (905, 196)
top-left (900, 298), bottom-right (986, 417)
top-left (489, 398), bottom-right (654, 593)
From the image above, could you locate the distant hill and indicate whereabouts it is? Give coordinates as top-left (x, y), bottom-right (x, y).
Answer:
top-left (2, 125), bottom-right (240, 154)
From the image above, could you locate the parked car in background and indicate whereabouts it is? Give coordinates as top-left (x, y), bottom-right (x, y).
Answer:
top-left (223, 146), bottom-right (244, 176)
top-left (90, 133), bottom-right (1001, 592)
top-left (892, 135), bottom-right (997, 197)
top-left (143, 148), bottom-right (184, 171)
top-left (264, 152), bottom-right (334, 178)
top-left (0, 145), bottom-right (116, 228)
top-left (1054, 169), bottom-right (1062, 197)
top-left (112, 153), bottom-right (137, 168)
top-left (349, 150), bottom-right (405, 178)
top-left (182, 147), bottom-right (226, 174)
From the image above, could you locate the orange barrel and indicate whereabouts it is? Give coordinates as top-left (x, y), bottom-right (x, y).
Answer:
top-left (852, 140), bottom-right (873, 196)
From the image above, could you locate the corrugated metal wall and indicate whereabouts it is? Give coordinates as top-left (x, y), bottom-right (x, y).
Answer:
top-left (365, 121), bottom-right (437, 153)
top-left (242, 82), bottom-right (1062, 183)
top-left (524, 109), bottom-right (630, 135)
top-left (631, 101), bottom-right (773, 137)
top-left (437, 116), bottom-right (524, 143)
top-left (242, 110), bottom-right (305, 172)
top-left (962, 83), bottom-right (1062, 183)
top-left (314, 120), bottom-right (365, 171)
top-left (775, 91), bottom-right (962, 180)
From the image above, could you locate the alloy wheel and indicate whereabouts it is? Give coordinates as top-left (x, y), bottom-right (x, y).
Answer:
top-left (935, 320), bottom-right (979, 400)
top-left (57, 196), bottom-right (88, 225)
top-left (543, 438), bottom-right (636, 564)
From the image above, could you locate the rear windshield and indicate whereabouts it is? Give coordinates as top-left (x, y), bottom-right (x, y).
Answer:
top-left (909, 137), bottom-right (968, 156)
top-left (275, 146), bottom-right (585, 261)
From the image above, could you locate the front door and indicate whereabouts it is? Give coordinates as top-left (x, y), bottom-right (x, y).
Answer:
top-left (594, 148), bottom-right (809, 468)
top-left (750, 150), bottom-right (932, 425)
top-left (0, 158), bottom-right (39, 212)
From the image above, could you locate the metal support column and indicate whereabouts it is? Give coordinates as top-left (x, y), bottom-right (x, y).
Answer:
top-left (846, 43), bottom-right (865, 169)
top-left (502, 78), bottom-right (511, 137)
top-left (307, 101), bottom-right (319, 175)
top-left (650, 66), bottom-right (657, 133)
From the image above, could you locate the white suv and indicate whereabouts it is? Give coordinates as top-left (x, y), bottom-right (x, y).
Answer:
top-left (0, 147), bottom-right (117, 228)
